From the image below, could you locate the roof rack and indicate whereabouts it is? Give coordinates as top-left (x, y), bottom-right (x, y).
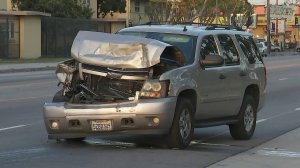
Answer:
top-left (205, 24), bottom-right (244, 31)
top-left (140, 22), bottom-right (244, 31)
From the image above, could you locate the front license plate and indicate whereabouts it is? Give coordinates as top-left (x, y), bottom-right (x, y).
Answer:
top-left (90, 120), bottom-right (112, 131)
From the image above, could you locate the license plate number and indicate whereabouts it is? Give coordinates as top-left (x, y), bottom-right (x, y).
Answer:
top-left (91, 120), bottom-right (112, 131)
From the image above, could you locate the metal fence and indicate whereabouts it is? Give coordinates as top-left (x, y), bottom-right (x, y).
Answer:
top-left (41, 17), bottom-right (126, 58)
top-left (0, 15), bottom-right (20, 59)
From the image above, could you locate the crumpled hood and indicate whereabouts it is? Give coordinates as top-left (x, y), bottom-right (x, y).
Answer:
top-left (71, 31), bottom-right (172, 68)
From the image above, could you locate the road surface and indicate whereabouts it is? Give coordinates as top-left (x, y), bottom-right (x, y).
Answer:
top-left (1, 56), bottom-right (300, 168)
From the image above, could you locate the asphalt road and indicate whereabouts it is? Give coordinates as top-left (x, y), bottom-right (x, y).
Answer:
top-left (1, 56), bottom-right (300, 168)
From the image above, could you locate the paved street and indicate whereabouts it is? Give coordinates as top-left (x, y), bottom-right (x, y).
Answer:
top-left (1, 56), bottom-right (300, 168)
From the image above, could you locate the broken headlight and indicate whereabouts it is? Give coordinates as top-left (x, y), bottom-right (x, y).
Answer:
top-left (140, 80), bottom-right (169, 98)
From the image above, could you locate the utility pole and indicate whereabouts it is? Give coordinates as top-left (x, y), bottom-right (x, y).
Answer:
top-left (267, 0), bottom-right (271, 54)
top-left (216, 0), bottom-right (218, 24)
top-left (126, 0), bottom-right (131, 27)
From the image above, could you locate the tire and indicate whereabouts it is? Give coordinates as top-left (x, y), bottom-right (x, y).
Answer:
top-left (275, 49), bottom-right (280, 52)
top-left (166, 98), bottom-right (194, 149)
top-left (229, 95), bottom-right (257, 140)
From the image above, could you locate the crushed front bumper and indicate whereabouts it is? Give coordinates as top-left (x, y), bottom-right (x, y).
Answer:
top-left (43, 97), bottom-right (177, 139)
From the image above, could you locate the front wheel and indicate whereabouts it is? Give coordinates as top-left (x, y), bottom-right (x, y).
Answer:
top-left (229, 95), bottom-right (257, 140)
top-left (166, 98), bottom-right (194, 149)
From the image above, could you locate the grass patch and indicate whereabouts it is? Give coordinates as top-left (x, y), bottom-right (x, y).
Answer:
top-left (0, 57), bottom-right (67, 64)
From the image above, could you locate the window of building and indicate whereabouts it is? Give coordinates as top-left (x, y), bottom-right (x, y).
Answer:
top-left (80, 0), bottom-right (90, 5)
top-left (9, 22), bottom-right (14, 40)
top-left (135, 0), bottom-right (140, 12)
top-left (217, 35), bottom-right (239, 65)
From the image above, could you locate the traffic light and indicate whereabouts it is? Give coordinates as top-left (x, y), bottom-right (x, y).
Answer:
top-left (295, 17), bottom-right (298, 25)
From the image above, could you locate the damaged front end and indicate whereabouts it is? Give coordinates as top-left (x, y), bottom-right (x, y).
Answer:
top-left (55, 31), bottom-right (186, 104)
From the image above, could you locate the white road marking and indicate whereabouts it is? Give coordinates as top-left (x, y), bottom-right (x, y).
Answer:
top-left (0, 124), bottom-right (29, 131)
top-left (258, 148), bottom-right (300, 158)
top-left (0, 147), bottom-right (46, 158)
top-left (279, 78), bottom-right (288, 81)
top-left (198, 142), bottom-right (231, 147)
top-left (256, 119), bottom-right (267, 123)
top-left (0, 95), bottom-right (52, 102)
top-left (295, 108), bottom-right (300, 111)
top-left (0, 81), bottom-right (55, 89)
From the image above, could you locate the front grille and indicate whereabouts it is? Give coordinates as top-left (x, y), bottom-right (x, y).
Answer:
top-left (82, 63), bottom-right (149, 76)
top-left (83, 73), bottom-right (144, 98)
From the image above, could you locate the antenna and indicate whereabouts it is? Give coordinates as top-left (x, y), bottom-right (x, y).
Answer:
top-left (183, 26), bottom-right (187, 32)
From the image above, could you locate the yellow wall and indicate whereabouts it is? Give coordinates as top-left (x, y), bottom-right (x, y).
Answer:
top-left (0, 0), bottom-right (8, 10)
top-left (90, 0), bottom-right (97, 19)
top-left (111, 22), bottom-right (127, 33)
top-left (19, 16), bottom-right (41, 59)
top-left (0, 0), bottom-right (14, 10)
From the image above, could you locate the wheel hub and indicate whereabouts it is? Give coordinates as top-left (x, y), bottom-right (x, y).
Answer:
top-left (244, 104), bottom-right (254, 132)
top-left (179, 108), bottom-right (191, 140)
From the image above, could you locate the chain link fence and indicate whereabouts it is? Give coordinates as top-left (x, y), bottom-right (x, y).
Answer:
top-left (41, 17), bottom-right (126, 58)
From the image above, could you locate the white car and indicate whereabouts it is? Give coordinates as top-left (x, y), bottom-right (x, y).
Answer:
top-left (256, 42), bottom-right (267, 57)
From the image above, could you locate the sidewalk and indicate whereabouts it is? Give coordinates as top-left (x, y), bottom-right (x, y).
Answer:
top-left (207, 127), bottom-right (300, 168)
top-left (0, 62), bottom-right (57, 73)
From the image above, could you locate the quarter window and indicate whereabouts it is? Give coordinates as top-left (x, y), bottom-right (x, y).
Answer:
top-left (236, 35), bottom-right (261, 63)
top-left (218, 35), bottom-right (239, 65)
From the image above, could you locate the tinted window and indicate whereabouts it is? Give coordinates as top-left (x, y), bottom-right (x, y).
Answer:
top-left (236, 35), bottom-right (262, 63)
top-left (218, 35), bottom-right (239, 65)
top-left (200, 35), bottom-right (219, 60)
top-left (118, 31), bottom-right (197, 64)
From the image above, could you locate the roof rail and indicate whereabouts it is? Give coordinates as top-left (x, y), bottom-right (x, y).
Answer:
top-left (140, 22), bottom-right (244, 31)
top-left (205, 24), bottom-right (244, 31)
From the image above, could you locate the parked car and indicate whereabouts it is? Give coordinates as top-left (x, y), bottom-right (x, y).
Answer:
top-left (296, 45), bottom-right (300, 52)
top-left (43, 25), bottom-right (266, 149)
top-left (263, 42), bottom-right (281, 52)
top-left (256, 42), bottom-right (267, 56)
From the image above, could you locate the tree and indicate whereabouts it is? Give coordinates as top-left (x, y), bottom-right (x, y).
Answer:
top-left (218, 0), bottom-right (253, 27)
top-left (145, 0), bottom-right (253, 27)
top-left (11, 0), bottom-right (93, 19)
top-left (145, 0), bottom-right (172, 23)
top-left (97, 0), bottom-right (126, 18)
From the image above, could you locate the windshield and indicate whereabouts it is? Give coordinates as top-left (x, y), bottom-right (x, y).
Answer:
top-left (117, 31), bottom-right (197, 64)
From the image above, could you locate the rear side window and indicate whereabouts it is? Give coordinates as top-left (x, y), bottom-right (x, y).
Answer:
top-left (236, 35), bottom-right (262, 63)
top-left (217, 35), bottom-right (239, 65)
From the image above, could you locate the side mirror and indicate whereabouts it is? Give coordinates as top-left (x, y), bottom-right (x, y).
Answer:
top-left (200, 54), bottom-right (224, 67)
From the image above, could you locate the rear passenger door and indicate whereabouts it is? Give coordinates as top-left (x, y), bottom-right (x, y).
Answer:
top-left (215, 34), bottom-right (244, 116)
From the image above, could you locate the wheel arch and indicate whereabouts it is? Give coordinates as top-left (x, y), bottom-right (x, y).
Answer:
top-left (244, 84), bottom-right (260, 110)
top-left (177, 89), bottom-right (197, 113)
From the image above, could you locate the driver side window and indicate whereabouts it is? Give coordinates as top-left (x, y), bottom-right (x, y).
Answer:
top-left (200, 35), bottom-right (219, 60)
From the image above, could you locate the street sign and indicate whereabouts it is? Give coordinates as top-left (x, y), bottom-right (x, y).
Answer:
top-left (269, 5), bottom-right (296, 20)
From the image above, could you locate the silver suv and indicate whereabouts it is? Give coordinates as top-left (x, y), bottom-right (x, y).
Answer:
top-left (44, 25), bottom-right (266, 149)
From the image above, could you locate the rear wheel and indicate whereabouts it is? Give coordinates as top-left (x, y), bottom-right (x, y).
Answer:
top-left (166, 98), bottom-right (194, 149)
top-left (229, 95), bottom-right (257, 140)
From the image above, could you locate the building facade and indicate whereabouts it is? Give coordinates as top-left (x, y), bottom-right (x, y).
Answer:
top-left (252, 5), bottom-right (300, 48)
top-left (79, 0), bottom-right (150, 26)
